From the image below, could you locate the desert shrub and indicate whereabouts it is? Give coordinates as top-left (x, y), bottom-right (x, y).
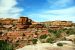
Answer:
top-left (57, 43), bottom-right (63, 46)
top-left (46, 38), bottom-right (54, 43)
top-left (66, 28), bottom-right (75, 35)
top-left (0, 40), bottom-right (13, 50)
top-left (32, 39), bottom-right (37, 44)
top-left (40, 34), bottom-right (47, 39)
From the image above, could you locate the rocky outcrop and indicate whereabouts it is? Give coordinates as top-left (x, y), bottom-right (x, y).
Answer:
top-left (16, 17), bottom-right (32, 29)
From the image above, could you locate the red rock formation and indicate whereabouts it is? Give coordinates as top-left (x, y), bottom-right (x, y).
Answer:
top-left (19, 17), bottom-right (28, 24)
top-left (16, 17), bottom-right (32, 29)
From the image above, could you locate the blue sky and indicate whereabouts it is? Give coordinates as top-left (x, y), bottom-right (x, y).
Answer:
top-left (0, 0), bottom-right (75, 22)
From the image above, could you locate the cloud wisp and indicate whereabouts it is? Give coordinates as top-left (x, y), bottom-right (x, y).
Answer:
top-left (48, 0), bottom-right (74, 9)
top-left (28, 0), bottom-right (75, 22)
top-left (28, 6), bottom-right (75, 22)
top-left (0, 0), bottom-right (23, 18)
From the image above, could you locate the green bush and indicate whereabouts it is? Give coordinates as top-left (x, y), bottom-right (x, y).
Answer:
top-left (0, 40), bottom-right (13, 50)
top-left (40, 34), bottom-right (47, 39)
top-left (32, 39), bottom-right (37, 44)
top-left (57, 43), bottom-right (63, 46)
top-left (46, 38), bottom-right (54, 43)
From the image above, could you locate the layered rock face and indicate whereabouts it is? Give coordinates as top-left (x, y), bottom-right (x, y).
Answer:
top-left (19, 17), bottom-right (28, 24)
top-left (16, 17), bottom-right (32, 29)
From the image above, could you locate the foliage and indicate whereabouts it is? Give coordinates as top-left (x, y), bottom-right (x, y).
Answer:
top-left (46, 38), bottom-right (54, 43)
top-left (48, 28), bottom-right (75, 38)
top-left (66, 28), bottom-right (75, 35)
top-left (0, 40), bottom-right (13, 50)
top-left (57, 43), bottom-right (63, 46)
top-left (39, 34), bottom-right (47, 39)
top-left (32, 39), bottom-right (38, 44)
top-left (48, 29), bottom-right (63, 38)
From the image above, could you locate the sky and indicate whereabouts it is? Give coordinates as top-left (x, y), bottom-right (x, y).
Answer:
top-left (0, 0), bottom-right (75, 22)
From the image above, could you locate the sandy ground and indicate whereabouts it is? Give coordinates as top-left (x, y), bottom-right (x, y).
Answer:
top-left (16, 41), bottom-right (75, 50)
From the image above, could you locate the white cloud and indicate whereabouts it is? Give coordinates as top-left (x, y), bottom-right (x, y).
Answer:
top-left (46, 7), bottom-right (75, 16)
top-left (0, 0), bottom-right (23, 18)
top-left (48, 0), bottom-right (74, 9)
top-left (28, 0), bottom-right (75, 22)
top-left (28, 6), bottom-right (75, 22)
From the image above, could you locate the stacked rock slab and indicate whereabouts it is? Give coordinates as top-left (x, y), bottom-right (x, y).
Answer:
top-left (16, 17), bottom-right (32, 29)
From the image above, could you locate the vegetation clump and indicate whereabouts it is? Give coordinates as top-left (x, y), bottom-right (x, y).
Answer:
top-left (40, 34), bottom-right (47, 39)
top-left (32, 39), bottom-right (38, 44)
top-left (57, 43), bottom-right (63, 46)
top-left (46, 38), bottom-right (54, 43)
top-left (0, 40), bottom-right (13, 50)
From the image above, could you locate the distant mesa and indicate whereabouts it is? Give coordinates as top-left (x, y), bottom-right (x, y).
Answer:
top-left (0, 16), bottom-right (75, 30)
top-left (0, 16), bottom-right (44, 30)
